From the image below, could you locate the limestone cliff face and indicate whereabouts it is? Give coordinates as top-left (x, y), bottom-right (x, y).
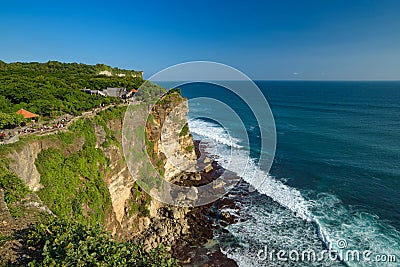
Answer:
top-left (103, 144), bottom-right (132, 224)
top-left (94, 120), bottom-right (132, 226)
top-left (4, 91), bottom-right (197, 247)
top-left (146, 91), bottom-right (197, 181)
top-left (98, 118), bottom-right (146, 237)
top-left (4, 120), bottom-right (133, 237)
top-left (90, 91), bottom-right (197, 243)
top-left (7, 137), bottom-right (85, 192)
top-left (8, 142), bottom-right (46, 192)
top-left (136, 90), bottom-right (197, 249)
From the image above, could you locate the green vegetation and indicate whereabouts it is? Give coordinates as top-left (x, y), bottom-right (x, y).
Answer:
top-left (128, 183), bottom-right (151, 218)
top-left (145, 137), bottom-right (155, 157)
top-left (142, 87), bottom-right (187, 188)
top-left (25, 218), bottom-right (178, 267)
top-left (157, 88), bottom-right (183, 106)
top-left (0, 165), bottom-right (30, 205)
top-left (36, 148), bottom-right (111, 225)
top-left (93, 105), bottom-right (127, 149)
top-left (32, 107), bottom-right (133, 226)
top-left (0, 112), bottom-right (25, 129)
top-left (185, 145), bottom-right (194, 152)
top-left (0, 163), bottom-right (31, 218)
top-left (35, 117), bottom-right (113, 226)
top-left (0, 61), bottom-right (187, 265)
top-left (134, 81), bottom-right (166, 103)
top-left (0, 61), bottom-right (143, 122)
top-left (167, 88), bottom-right (181, 95)
top-left (56, 131), bottom-right (76, 147)
top-left (179, 123), bottom-right (189, 137)
top-left (95, 105), bottom-right (127, 122)
top-left (147, 113), bottom-right (155, 125)
top-left (0, 105), bottom-right (179, 265)
top-left (0, 233), bottom-right (13, 247)
top-left (0, 60), bottom-right (142, 76)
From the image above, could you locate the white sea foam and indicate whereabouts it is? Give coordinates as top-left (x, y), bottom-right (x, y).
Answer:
top-left (308, 193), bottom-right (400, 266)
top-left (189, 118), bottom-right (400, 266)
top-left (189, 118), bottom-right (311, 221)
top-left (188, 118), bottom-right (243, 149)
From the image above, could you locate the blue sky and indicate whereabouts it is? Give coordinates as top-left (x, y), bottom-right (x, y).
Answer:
top-left (1, 0), bottom-right (399, 80)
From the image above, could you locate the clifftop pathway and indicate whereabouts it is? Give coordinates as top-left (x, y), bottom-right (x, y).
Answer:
top-left (0, 103), bottom-right (128, 145)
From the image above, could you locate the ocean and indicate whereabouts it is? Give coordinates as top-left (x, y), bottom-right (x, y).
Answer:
top-left (162, 81), bottom-right (400, 266)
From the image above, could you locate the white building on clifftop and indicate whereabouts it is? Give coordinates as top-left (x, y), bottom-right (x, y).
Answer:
top-left (98, 70), bottom-right (112, 76)
top-left (98, 70), bottom-right (143, 78)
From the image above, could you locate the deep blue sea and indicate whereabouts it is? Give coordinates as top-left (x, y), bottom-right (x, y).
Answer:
top-left (161, 81), bottom-right (400, 266)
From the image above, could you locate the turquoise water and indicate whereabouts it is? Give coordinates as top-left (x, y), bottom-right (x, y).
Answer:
top-left (265, 81), bottom-right (400, 227)
top-left (165, 81), bottom-right (400, 266)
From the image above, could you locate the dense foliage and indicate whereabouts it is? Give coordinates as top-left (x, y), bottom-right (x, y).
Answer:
top-left (0, 164), bottom-right (31, 218)
top-left (0, 112), bottom-right (25, 129)
top-left (35, 118), bottom-right (112, 226)
top-left (34, 106), bottom-right (152, 226)
top-left (0, 61), bottom-right (185, 265)
top-left (0, 60), bottom-right (144, 121)
top-left (156, 88), bottom-right (183, 106)
top-left (128, 183), bottom-right (152, 218)
top-left (134, 81), bottom-right (166, 103)
top-left (26, 218), bottom-right (179, 267)
top-left (0, 106), bottom-right (177, 265)
top-left (0, 60), bottom-right (142, 76)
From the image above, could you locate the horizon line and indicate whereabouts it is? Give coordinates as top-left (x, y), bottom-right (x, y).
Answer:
top-left (152, 79), bottom-right (400, 82)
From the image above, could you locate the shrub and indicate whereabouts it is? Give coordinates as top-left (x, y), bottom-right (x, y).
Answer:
top-left (35, 119), bottom-right (112, 226)
top-left (185, 145), bottom-right (194, 152)
top-left (179, 123), bottom-right (189, 137)
top-left (26, 218), bottom-right (179, 267)
top-left (0, 165), bottom-right (30, 205)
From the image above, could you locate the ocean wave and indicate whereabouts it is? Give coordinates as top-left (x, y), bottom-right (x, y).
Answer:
top-left (189, 118), bottom-right (400, 266)
top-left (188, 118), bottom-right (243, 149)
top-left (308, 193), bottom-right (400, 266)
top-left (189, 118), bottom-right (311, 220)
top-left (218, 194), bottom-right (335, 267)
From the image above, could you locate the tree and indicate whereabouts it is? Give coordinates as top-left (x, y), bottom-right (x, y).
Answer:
top-left (0, 112), bottom-right (24, 129)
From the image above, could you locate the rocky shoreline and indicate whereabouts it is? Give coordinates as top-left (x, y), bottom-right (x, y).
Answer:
top-left (130, 138), bottom-right (241, 266)
top-left (1, 95), bottom-right (244, 266)
top-left (170, 140), bottom-right (241, 266)
top-left (173, 198), bottom-right (239, 266)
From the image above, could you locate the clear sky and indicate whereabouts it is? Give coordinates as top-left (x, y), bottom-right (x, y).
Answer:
top-left (1, 0), bottom-right (399, 80)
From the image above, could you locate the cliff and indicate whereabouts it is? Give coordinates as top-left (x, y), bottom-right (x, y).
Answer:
top-left (7, 136), bottom-right (85, 192)
top-left (0, 89), bottom-right (199, 260)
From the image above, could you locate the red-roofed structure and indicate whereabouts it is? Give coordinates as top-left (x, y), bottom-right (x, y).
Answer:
top-left (16, 109), bottom-right (39, 119)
